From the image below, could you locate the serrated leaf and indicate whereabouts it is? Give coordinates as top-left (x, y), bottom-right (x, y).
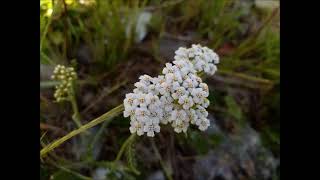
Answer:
top-left (125, 136), bottom-right (140, 175)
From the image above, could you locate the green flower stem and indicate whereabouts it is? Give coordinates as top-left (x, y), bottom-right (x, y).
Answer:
top-left (40, 80), bottom-right (94, 89)
top-left (40, 15), bottom-right (52, 52)
top-left (151, 139), bottom-right (173, 180)
top-left (87, 116), bottom-right (112, 157)
top-left (114, 133), bottom-right (136, 162)
top-left (40, 104), bottom-right (124, 158)
top-left (40, 80), bottom-right (60, 88)
top-left (69, 86), bottom-right (82, 128)
top-left (47, 156), bottom-right (93, 180)
top-left (86, 80), bottom-right (129, 156)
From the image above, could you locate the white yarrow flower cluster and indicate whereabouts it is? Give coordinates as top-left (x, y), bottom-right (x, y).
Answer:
top-left (174, 44), bottom-right (219, 75)
top-left (123, 75), bottom-right (163, 137)
top-left (124, 44), bottom-right (219, 137)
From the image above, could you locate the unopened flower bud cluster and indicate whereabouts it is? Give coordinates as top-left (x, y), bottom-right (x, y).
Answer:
top-left (51, 65), bottom-right (77, 102)
top-left (123, 44), bottom-right (219, 137)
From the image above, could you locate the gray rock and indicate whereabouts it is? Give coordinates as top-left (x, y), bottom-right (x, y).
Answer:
top-left (147, 170), bottom-right (165, 180)
top-left (158, 37), bottom-right (189, 61)
top-left (92, 167), bottom-right (109, 180)
top-left (193, 124), bottom-right (279, 180)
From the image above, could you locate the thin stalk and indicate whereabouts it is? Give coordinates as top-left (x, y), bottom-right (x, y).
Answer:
top-left (218, 69), bottom-right (272, 85)
top-left (40, 80), bottom-right (93, 89)
top-left (43, 152), bottom-right (92, 180)
top-left (233, 8), bottom-right (279, 57)
top-left (82, 80), bottom-right (128, 114)
top-left (61, 0), bottom-right (69, 60)
top-left (40, 104), bottom-right (124, 158)
top-left (216, 69), bottom-right (274, 90)
top-left (112, 133), bottom-right (140, 175)
top-left (52, 162), bottom-right (92, 180)
top-left (41, 140), bottom-right (89, 170)
top-left (40, 16), bottom-right (52, 52)
top-left (40, 51), bottom-right (55, 65)
top-left (85, 81), bottom-right (129, 159)
top-left (115, 134), bottom-right (136, 162)
top-left (151, 139), bottom-right (173, 180)
top-left (87, 117), bottom-right (112, 158)
top-left (40, 132), bottom-right (47, 141)
top-left (40, 81), bottom-right (60, 88)
top-left (144, 0), bottom-right (184, 11)
top-left (69, 84), bottom-right (82, 128)
top-left (93, 161), bottom-right (134, 173)
top-left (40, 0), bottom-right (60, 52)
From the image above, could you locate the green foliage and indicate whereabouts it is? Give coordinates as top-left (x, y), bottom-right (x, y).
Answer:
top-left (227, 9), bottom-right (280, 78)
top-left (40, 0), bottom-right (148, 68)
top-left (93, 161), bottom-right (137, 180)
top-left (225, 95), bottom-right (244, 124)
top-left (88, 0), bottom-right (142, 67)
top-left (105, 170), bottom-right (136, 180)
top-left (111, 116), bottom-right (131, 127)
top-left (148, 11), bottom-right (165, 36)
top-left (254, 27), bottom-right (280, 80)
top-left (262, 127), bottom-right (279, 145)
top-left (40, 165), bottom-right (51, 180)
top-left (209, 134), bottom-right (224, 147)
top-left (220, 26), bottom-right (279, 80)
top-left (50, 171), bottom-right (81, 180)
top-left (174, 0), bottom-right (246, 48)
top-left (260, 83), bottom-right (280, 156)
top-left (125, 136), bottom-right (140, 175)
top-left (189, 131), bottom-right (210, 154)
top-left (189, 129), bottom-right (224, 155)
top-left (198, 0), bottom-right (243, 48)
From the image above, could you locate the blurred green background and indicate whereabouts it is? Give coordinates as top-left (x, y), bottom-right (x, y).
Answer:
top-left (40, 0), bottom-right (279, 179)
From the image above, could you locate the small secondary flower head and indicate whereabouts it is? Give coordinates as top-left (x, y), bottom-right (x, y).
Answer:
top-left (123, 44), bottom-right (219, 137)
top-left (51, 65), bottom-right (77, 102)
top-left (174, 44), bottom-right (219, 75)
top-left (124, 75), bottom-right (163, 137)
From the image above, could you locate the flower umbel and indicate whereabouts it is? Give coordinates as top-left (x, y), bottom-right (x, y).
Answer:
top-left (123, 44), bottom-right (219, 137)
top-left (175, 44), bottom-right (219, 75)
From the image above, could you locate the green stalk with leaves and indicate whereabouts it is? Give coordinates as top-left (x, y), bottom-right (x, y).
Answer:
top-left (40, 104), bottom-right (124, 157)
